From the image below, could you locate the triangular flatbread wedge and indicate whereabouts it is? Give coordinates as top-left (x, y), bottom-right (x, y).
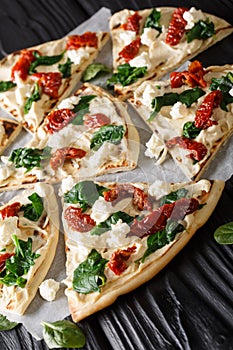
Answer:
top-left (0, 183), bottom-right (59, 315)
top-left (108, 7), bottom-right (233, 99)
top-left (60, 177), bottom-right (224, 322)
top-left (0, 118), bottom-right (22, 155)
top-left (130, 62), bottom-right (233, 180)
top-left (0, 31), bottom-right (109, 132)
top-left (0, 83), bottom-right (139, 191)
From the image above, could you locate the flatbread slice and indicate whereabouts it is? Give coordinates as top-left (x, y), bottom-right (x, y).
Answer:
top-left (0, 83), bottom-right (139, 191)
top-left (60, 177), bottom-right (224, 322)
top-left (0, 31), bottom-right (109, 132)
top-left (0, 183), bottom-right (59, 315)
top-left (108, 7), bottom-right (233, 99)
top-left (0, 118), bottom-right (22, 155)
top-left (130, 62), bottom-right (233, 180)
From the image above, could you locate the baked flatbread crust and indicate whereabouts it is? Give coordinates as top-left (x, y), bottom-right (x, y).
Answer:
top-left (0, 118), bottom-right (22, 155)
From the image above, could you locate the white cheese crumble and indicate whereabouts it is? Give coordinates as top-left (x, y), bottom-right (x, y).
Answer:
top-left (119, 30), bottom-right (136, 46)
top-left (141, 27), bottom-right (159, 46)
top-left (67, 47), bottom-right (90, 66)
top-left (0, 216), bottom-right (21, 249)
top-left (148, 180), bottom-right (172, 199)
top-left (39, 279), bottom-right (60, 301)
top-left (145, 133), bottom-right (167, 164)
top-left (59, 175), bottom-right (76, 196)
top-left (105, 220), bottom-right (131, 247)
top-left (183, 7), bottom-right (205, 30)
top-left (57, 95), bottom-right (81, 110)
top-left (129, 52), bottom-right (151, 69)
top-left (170, 101), bottom-right (189, 119)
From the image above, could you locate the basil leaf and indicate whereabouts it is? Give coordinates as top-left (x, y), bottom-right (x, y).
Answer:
top-left (58, 58), bottom-right (72, 78)
top-left (144, 8), bottom-right (162, 34)
top-left (90, 211), bottom-right (135, 236)
top-left (71, 95), bottom-right (96, 125)
top-left (90, 124), bottom-right (125, 150)
top-left (41, 320), bottom-right (85, 349)
top-left (29, 50), bottom-right (65, 74)
top-left (139, 221), bottom-right (185, 263)
top-left (214, 222), bottom-right (233, 244)
top-left (210, 72), bottom-right (233, 111)
top-left (24, 82), bottom-right (41, 114)
top-left (64, 180), bottom-right (108, 211)
top-left (0, 235), bottom-right (40, 287)
top-left (107, 64), bottom-right (147, 87)
top-left (186, 19), bottom-right (215, 43)
top-left (9, 146), bottom-right (51, 172)
top-left (179, 87), bottom-right (205, 107)
top-left (73, 249), bottom-right (108, 294)
top-left (0, 81), bottom-right (16, 92)
top-left (0, 314), bottom-right (18, 331)
top-left (21, 193), bottom-right (44, 221)
top-left (159, 188), bottom-right (188, 206)
top-left (83, 63), bottom-right (110, 82)
top-left (183, 121), bottom-right (201, 139)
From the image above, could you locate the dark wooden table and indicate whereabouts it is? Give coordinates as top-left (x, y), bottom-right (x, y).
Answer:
top-left (0, 1), bottom-right (233, 349)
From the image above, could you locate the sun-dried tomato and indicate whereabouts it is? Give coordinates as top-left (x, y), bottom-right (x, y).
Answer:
top-left (45, 108), bottom-right (75, 134)
top-left (166, 136), bottom-right (208, 161)
top-left (121, 12), bottom-right (142, 34)
top-left (0, 202), bottom-right (21, 220)
top-left (170, 60), bottom-right (207, 88)
top-left (165, 7), bottom-right (188, 46)
top-left (119, 37), bottom-right (141, 62)
top-left (30, 72), bottom-right (62, 99)
top-left (66, 32), bottom-right (98, 50)
top-left (0, 253), bottom-right (15, 272)
top-left (64, 206), bottom-right (96, 233)
top-left (11, 49), bottom-right (38, 81)
top-left (50, 147), bottom-right (86, 170)
top-left (194, 90), bottom-right (222, 130)
top-left (84, 113), bottom-right (110, 128)
top-left (108, 245), bottom-right (136, 275)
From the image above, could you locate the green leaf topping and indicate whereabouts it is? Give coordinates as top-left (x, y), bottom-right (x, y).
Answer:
top-left (214, 222), bottom-right (233, 244)
top-left (41, 320), bottom-right (86, 349)
top-left (186, 19), bottom-right (215, 43)
top-left (72, 249), bottom-right (108, 294)
top-left (107, 64), bottom-right (147, 87)
top-left (9, 146), bottom-right (51, 172)
top-left (58, 57), bottom-right (72, 78)
top-left (144, 8), bottom-right (162, 34)
top-left (90, 211), bottom-right (135, 236)
top-left (64, 180), bottom-right (108, 211)
top-left (159, 188), bottom-right (189, 206)
top-left (149, 87), bottom-right (205, 121)
top-left (90, 124), bottom-right (125, 150)
top-left (0, 314), bottom-right (18, 331)
top-left (71, 95), bottom-right (96, 125)
top-left (29, 50), bottom-right (65, 74)
top-left (210, 72), bottom-right (233, 111)
top-left (182, 121), bottom-right (201, 139)
top-left (83, 63), bottom-right (110, 82)
top-left (24, 82), bottom-right (41, 114)
top-left (0, 235), bottom-right (40, 288)
top-left (21, 193), bottom-right (44, 221)
top-left (0, 81), bottom-right (16, 92)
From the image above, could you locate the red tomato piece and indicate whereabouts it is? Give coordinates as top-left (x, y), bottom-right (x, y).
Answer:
top-left (118, 37), bottom-right (141, 62)
top-left (45, 108), bottom-right (75, 134)
top-left (165, 7), bottom-right (188, 46)
top-left (30, 72), bottom-right (62, 99)
top-left (50, 147), bottom-right (86, 170)
top-left (11, 49), bottom-right (38, 81)
top-left (0, 253), bottom-right (15, 272)
top-left (170, 60), bottom-right (207, 88)
top-left (194, 90), bottom-right (222, 129)
top-left (66, 32), bottom-right (98, 50)
top-left (108, 245), bottom-right (136, 275)
top-left (64, 206), bottom-right (96, 233)
top-left (0, 202), bottom-right (21, 220)
top-left (121, 12), bottom-right (142, 34)
top-left (166, 136), bottom-right (208, 161)
top-left (84, 113), bottom-right (110, 128)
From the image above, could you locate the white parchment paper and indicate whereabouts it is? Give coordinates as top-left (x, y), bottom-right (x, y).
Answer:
top-left (0, 6), bottom-right (232, 341)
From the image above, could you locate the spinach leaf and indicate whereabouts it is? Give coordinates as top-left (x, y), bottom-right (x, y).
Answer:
top-left (139, 220), bottom-right (185, 263)
top-left (182, 121), bottom-right (201, 139)
top-left (90, 124), bottom-right (125, 150)
top-left (71, 95), bottom-right (96, 125)
top-left (9, 146), bottom-right (51, 172)
top-left (0, 314), bottom-right (18, 331)
top-left (210, 72), bottom-right (233, 111)
top-left (179, 87), bottom-right (205, 107)
top-left (107, 64), bottom-right (147, 87)
top-left (64, 180), bottom-right (108, 211)
top-left (90, 211), bottom-right (135, 236)
top-left (214, 222), bottom-right (233, 244)
top-left (186, 19), bottom-right (215, 43)
top-left (21, 193), bottom-right (44, 221)
top-left (58, 58), bottom-right (72, 78)
top-left (0, 81), bottom-right (16, 92)
top-left (24, 82), bottom-right (40, 114)
top-left (144, 8), bottom-right (162, 34)
top-left (41, 320), bottom-right (85, 349)
top-left (72, 249), bottom-right (108, 294)
top-left (159, 188), bottom-right (188, 206)
top-left (83, 63), bottom-right (110, 82)
top-left (0, 235), bottom-right (40, 288)
top-left (29, 50), bottom-right (65, 74)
